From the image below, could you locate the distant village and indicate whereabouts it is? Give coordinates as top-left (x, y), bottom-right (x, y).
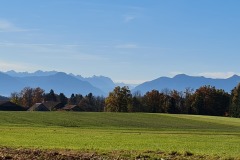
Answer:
top-left (0, 100), bottom-right (82, 112)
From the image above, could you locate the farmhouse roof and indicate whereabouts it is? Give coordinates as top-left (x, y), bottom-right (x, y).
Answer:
top-left (62, 105), bottom-right (78, 110)
top-left (43, 101), bottom-right (62, 110)
top-left (0, 101), bottom-right (26, 111)
top-left (62, 105), bottom-right (82, 111)
top-left (0, 101), bottom-right (8, 105)
top-left (28, 103), bottom-right (50, 111)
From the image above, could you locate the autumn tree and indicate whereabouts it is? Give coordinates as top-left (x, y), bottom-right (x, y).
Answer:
top-left (10, 87), bottom-right (45, 108)
top-left (168, 90), bottom-right (184, 114)
top-left (20, 87), bottom-right (34, 107)
top-left (183, 88), bottom-right (195, 114)
top-left (143, 90), bottom-right (162, 113)
top-left (10, 92), bottom-right (22, 105)
top-left (32, 87), bottom-right (45, 104)
top-left (105, 86), bottom-right (132, 112)
top-left (191, 86), bottom-right (230, 116)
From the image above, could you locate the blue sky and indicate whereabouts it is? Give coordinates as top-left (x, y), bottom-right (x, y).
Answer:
top-left (1, 0), bottom-right (240, 84)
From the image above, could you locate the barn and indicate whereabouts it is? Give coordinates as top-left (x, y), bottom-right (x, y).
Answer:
top-left (28, 103), bottom-right (50, 111)
top-left (0, 101), bottom-right (26, 111)
top-left (62, 105), bottom-right (82, 111)
top-left (43, 101), bottom-right (63, 111)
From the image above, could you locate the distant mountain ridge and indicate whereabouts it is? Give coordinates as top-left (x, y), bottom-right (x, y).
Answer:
top-left (1, 71), bottom-right (240, 97)
top-left (133, 74), bottom-right (240, 94)
top-left (73, 75), bottom-right (116, 94)
top-left (16, 72), bottom-right (105, 96)
top-left (3, 70), bottom-right (135, 95)
top-left (0, 72), bottom-right (26, 96)
top-left (0, 95), bottom-right (10, 101)
top-left (5, 70), bottom-right (58, 77)
top-left (0, 71), bottom-right (106, 97)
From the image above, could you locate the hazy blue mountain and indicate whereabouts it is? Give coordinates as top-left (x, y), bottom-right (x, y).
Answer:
top-left (74, 75), bottom-right (136, 93)
top-left (79, 75), bottom-right (115, 94)
top-left (15, 72), bottom-right (105, 96)
top-left (0, 95), bottom-right (9, 101)
top-left (115, 82), bottom-right (137, 90)
top-left (5, 70), bottom-right (116, 94)
top-left (5, 70), bottom-right (58, 77)
top-left (133, 74), bottom-right (240, 94)
top-left (0, 72), bottom-right (25, 96)
top-left (74, 75), bottom-right (138, 93)
top-left (74, 74), bottom-right (138, 93)
top-left (5, 70), bottom-right (137, 93)
top-left (3, 70), bottom-right (240, 97)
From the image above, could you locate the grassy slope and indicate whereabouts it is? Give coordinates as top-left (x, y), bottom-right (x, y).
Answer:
top-left (0, 112), bottom-right (239, 157)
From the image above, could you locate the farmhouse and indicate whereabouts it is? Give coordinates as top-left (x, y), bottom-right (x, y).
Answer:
top-left (62, 105), bottom-right (82, 111)
top-left (43, 101), bottom-right (63, 111)
top-left (28, 103), bottom-right (50, 111)
top-left (0, 101), bottom-right (26, 111)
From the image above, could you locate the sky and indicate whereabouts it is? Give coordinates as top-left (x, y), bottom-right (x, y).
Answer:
top-left (1, 0), bottom-right (240, 84)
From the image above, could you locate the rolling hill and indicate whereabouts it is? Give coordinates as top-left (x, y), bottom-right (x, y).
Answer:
top-left (0, 112), bottom-right (239, 157)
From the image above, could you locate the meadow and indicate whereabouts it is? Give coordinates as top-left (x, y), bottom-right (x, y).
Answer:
top-left (0, 112), bottom-right (239, 159)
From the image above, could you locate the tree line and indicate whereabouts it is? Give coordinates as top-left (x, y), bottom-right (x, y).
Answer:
top-left (106, 85), bottom-right (240, 118)
top-left (8, 84), bottom-right (240, 118)
top-left (10, 88), bottom-right (105, 111)
top-left (105, 86), bottom-right (230, 116)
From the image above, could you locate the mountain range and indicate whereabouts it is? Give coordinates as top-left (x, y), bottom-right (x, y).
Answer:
top-left (0, 71), bottom-right (118, 97)
top-left (1, 71), bottom-right (240, 97)
top-left (132, 74), bottom-right (240, 94)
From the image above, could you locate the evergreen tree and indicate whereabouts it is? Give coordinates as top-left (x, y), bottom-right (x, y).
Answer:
top-left (58, 93), bottom-right (68, 105)
top-left (44, 89), bottom-right (57, 102)
top-left (229, 83), bottom-right (240, 117)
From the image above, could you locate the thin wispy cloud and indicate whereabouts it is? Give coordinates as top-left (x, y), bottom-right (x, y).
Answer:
top-left (124, 15), bottom-right (136, 23)
top-left (170, 72), bottom-right (185, 77)
top-left (0, 19), bottom-right (31, 32)
top-left (169, 72), bottom-right (238, 79)
top-left (115, 44), bottom-right (138, 49)
top-left (0, 42), bottom-right (106, 61)
top-left (0, 42), bottom-right (86, 47)
top-left (197, 72), bottom-right (237, 79)
top-left (0, 60), bottom-right (37, 72)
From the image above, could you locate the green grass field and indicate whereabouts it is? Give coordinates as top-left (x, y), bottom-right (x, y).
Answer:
top-left (0, 112), bottom-right (239, 158)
